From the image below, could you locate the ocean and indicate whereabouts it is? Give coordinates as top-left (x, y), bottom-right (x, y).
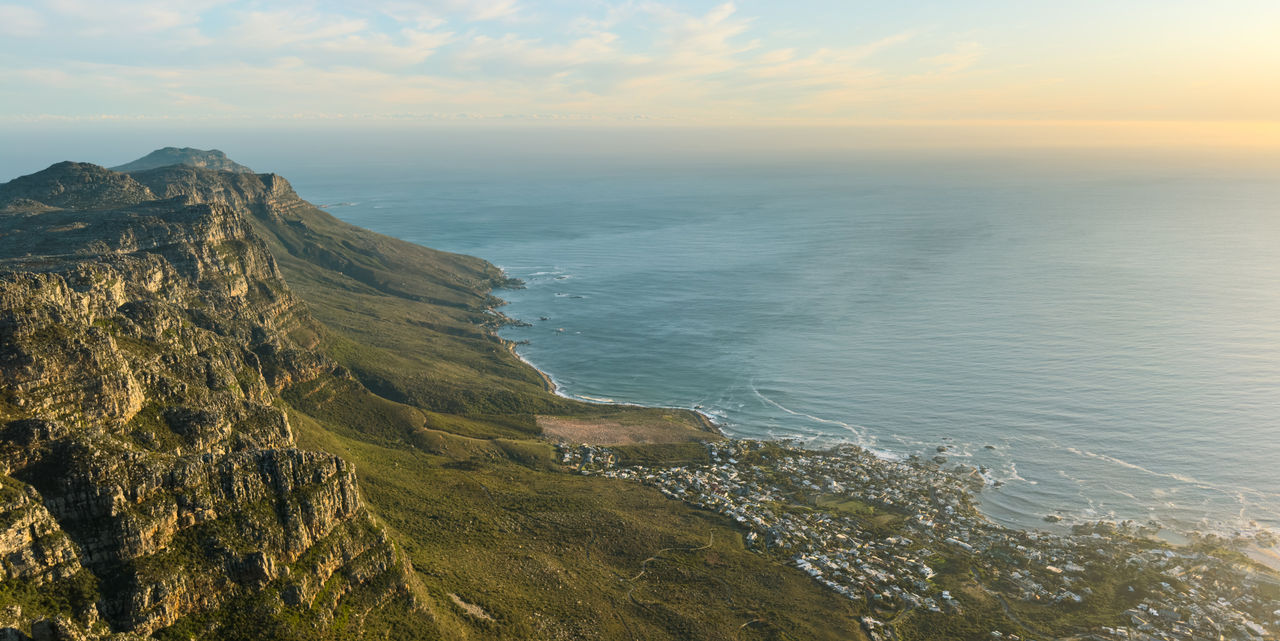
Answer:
top-left (267, 144), bottom-right (1279, 539)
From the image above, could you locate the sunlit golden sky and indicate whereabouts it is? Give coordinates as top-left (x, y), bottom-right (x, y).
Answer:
top-left (2, 1), bottom-right (1278, 147)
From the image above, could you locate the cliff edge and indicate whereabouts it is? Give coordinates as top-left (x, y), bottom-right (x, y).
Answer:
top-left (0, 160), bottom-right (421, 639)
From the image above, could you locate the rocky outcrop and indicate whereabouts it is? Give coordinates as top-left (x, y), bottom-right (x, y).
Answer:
top-left (0, 477), bottom-right (81, 586)
top-left (126, 166), bottom-right (285, 214)
top-left (0, 159), bottom-right (414, 639)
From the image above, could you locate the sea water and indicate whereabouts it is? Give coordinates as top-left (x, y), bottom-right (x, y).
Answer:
top-left (283, 148), bottom-right (1280, 538)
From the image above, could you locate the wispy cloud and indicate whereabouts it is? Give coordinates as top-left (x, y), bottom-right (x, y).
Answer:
top-left (751, 31), bottom-right (916, 87)
top-left (373, 0), bottom-right (523, 25)
top-left (0, 4), bottom-right (44, 37)
top-left (44, 0), bottom-right (227, 36)
top-left (646, 2), bottom-right (757, 74)
top-left (317, 29), bottom-right (455, 66)
top-left (0, 0), bottom-right (980, 122)
top-left (231, 10), bottom-right (368, 48)
top-left (466, 0), bottom-right (521, 22)
top-left (457, 31), bottom-right (643, 70)
top-left (924, 41), bottom-right (986, 74)
top-left (6, 0), bottom-right (1271, 129)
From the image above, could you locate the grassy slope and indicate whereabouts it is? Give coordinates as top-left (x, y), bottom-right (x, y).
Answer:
top-left (244, 192), bottom-right (868, 639)
top-left (290, 407), bottom-right (865, 640)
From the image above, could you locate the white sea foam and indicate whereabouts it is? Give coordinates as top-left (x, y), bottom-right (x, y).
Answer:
top-left (749, 383), bottom-right (869, 442)
top-left (1111, 488), bottom-right (1141, 502)
top-left (868, 447), bottom-right (907, 462)
top-left (1065, 447), bottom-right (1210, 488)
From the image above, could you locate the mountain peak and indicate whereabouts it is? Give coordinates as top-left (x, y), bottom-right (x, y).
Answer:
top-left (112, 147), bottom-right (254, 173)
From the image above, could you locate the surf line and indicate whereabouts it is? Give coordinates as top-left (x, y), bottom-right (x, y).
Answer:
top-left (749, 381), bottom-right (871, 442)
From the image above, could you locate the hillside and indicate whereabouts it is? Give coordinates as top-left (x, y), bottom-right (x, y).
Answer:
top-left (0, 150), bottom-right (866, 640)
top-left (110, 148), bottom-right (254, 174)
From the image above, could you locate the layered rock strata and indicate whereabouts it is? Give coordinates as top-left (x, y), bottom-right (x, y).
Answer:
top-left (0, 161), bottom-right (413, 639)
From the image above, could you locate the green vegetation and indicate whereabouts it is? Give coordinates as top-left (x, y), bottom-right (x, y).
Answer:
top-left (815, 494), bottom-right (904, 533)
top-left (0, 572), bottom-right (99, 623)
top-left (611, 442), bottom-right (713, 467)
top-left (288, 403), bottom-right (867, 640)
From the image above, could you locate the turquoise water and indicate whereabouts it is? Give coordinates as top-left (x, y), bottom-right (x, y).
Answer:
top-left (287, 150), bottom-right (1280, 536)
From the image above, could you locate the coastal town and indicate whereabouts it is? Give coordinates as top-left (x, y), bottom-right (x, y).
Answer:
top-left (561, 440), bottom-right (1280, 641)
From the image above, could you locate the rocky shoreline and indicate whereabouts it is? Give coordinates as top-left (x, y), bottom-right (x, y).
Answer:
top-left (561, 439), bottom-right (1280, 640)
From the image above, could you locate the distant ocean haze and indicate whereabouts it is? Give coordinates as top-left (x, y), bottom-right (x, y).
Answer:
top-left (286, 150), bottom-right (1280, 538)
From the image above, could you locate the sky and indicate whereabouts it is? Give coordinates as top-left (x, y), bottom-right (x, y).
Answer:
top-left (1, 1), bottom-right (1279, 147)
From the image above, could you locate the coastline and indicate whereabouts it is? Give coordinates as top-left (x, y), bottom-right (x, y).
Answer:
top-left (501, 336), bottom-right (725, 436)
top-left (488, 275), bottom-right (1280, 577)
top-left (499, 324), bottom-right (1280, 567)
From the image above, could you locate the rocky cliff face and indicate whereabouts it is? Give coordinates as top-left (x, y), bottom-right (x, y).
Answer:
top-left (0, 160), bottom-right (415, 639)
